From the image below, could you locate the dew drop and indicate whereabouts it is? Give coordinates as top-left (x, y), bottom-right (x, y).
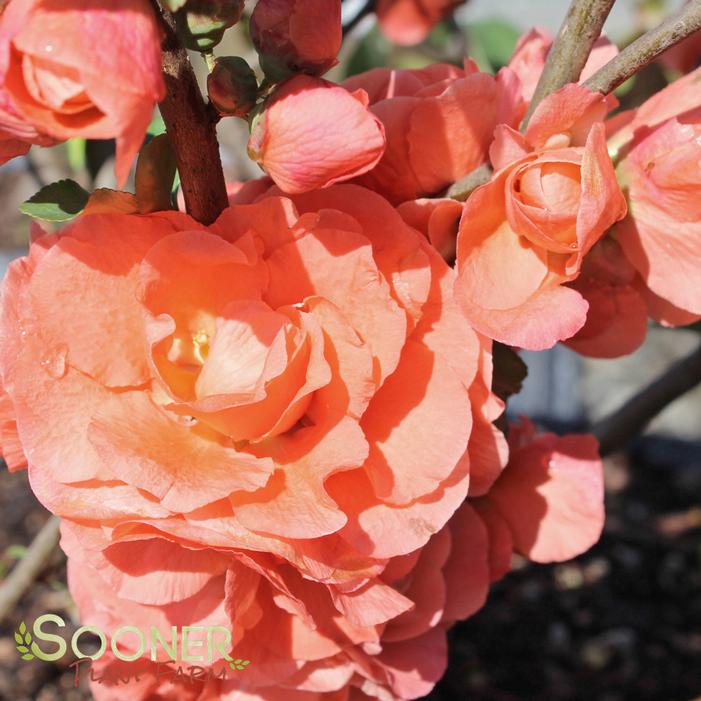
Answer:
top-left (40, 344), bottom-right (67, 379)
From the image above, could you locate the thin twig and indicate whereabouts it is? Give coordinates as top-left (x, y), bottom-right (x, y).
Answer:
top-left (592, 344), bottom-right (701, 456)
top-left (585, 0), bottom-right (701, 95)
top-left (343, 0), bottom-right (375, 36)
top-left (446, 163), bottom-right (493, 201)
top-left (0, 516), bottom-right (61, 624)
top-left (522, 0), bottom-right (617, 129)
top-left (151, 1), bottom-right (229, 225)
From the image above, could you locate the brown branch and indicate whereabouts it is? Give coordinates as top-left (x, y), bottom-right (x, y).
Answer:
top-left (152, 2), bottom-right (228, 225)
top-left (584, 0), bottom-right (701, 95)
top-left (522, 0), bottom-right (617, 129)
top-left (593, 344), bottom-right (701, 456)
top-left (343, 0), bottom-right (375, 36)
top-left (0, 516), bottom-right (61, 624)
top-left (446, 163), bottom-right (493, 201)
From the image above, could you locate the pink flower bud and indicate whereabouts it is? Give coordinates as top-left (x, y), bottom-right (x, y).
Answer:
top-left (247, 75), bottom-right (386, 194)
top-left (175, 0), bottom-right (245, 51)
top-left (207, 56), bottom-right (258, 118)
top-left (250, 0), bottom-right (341, 80)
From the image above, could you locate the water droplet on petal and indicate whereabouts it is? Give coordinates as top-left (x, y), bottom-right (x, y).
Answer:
top-left (40, 344), bottom-right (67, 379)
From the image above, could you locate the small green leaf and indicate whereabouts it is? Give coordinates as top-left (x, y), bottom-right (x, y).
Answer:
top-left (14, 632), bottom-right (22, 645)
top-left (21, 653), bottom-right (34, 661)
top-left (241, 660), bottom-right (250, 666)
top-left (19, 180), bottom-right (90, 222)
top-left (24, 632), bottom-right (32, 645)
top-left (19, 622), bottom-right (26, 635)
top-left (16, 645), bottom-right (28, 653)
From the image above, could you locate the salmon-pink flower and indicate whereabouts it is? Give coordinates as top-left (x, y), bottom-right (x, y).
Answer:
top-left (455, 83), bottom-right (627, 350)
top-left (344, 61), bottom-right (524, 204)
top-left (375, 0), bottom-right (466, 46)
top-left (614, 105), bottom-right (701, 325)
top-left (250, 0), bottom-right (341, 79)
top-left (476, 417), bottom-right (605, 566)
top-left (61, 496), bottom-right (490, 700)
top-left (0, 184), bottom-right (481, 592)
top-left (507, 28), bottom-right (618, 103)
top-left (0, 0), bottom-right (164, 184)
top-left (565, 237), bottom-right (648, 358)
top-left (248, 75), bottom-right (386, 194)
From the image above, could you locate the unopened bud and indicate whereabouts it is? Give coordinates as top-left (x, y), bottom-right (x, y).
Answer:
top-left (175, 0), bottom-right (245, 52)
top-left (250, 0), bottom-right (341, 81)
top-left (207, 57), bottom-right (258, 118)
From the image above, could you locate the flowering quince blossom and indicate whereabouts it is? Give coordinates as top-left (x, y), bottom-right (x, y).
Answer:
top-left (455, 83), bottom-right (627, 351)
top-left (248, 75), bottom-right (386, 194)
top-left (47, 414), bottom-right (601, 701)
top-left (0, 164), bottom-right (609, 698)
top-left (343, 61), bottom-right (524, 204)
top-left (375, 0), bottom-right (466, 46)
top-left (0, 184), bottom-right (488, 699)
top-left (567, 67), bottom-right (701, 356)
top-left (0, 0), bottom-right (164, 183)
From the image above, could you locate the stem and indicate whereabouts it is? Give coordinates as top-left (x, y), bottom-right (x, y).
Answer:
top-left (343, 0), bottom-right (375, 36)
top-left (584, 0), bottom-right (701, 95)
top-left (592, 344), bottom-right (701, 456)
top-left (446, 163), bottom-right (493, 201)
top-left (0, 516), bottom-right (61, 623)
top-left (522, 0), bottom-right (617, 129)
top-left (152, 2), bottom-right (228, 225)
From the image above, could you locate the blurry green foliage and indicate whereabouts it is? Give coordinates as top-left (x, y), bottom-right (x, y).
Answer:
top-left (465, 19), bottom-right (520, 73)
top-left (346, 26), bottom-right (392, 77)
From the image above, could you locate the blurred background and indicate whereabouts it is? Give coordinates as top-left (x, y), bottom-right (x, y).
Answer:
top-left (0, 1), bottom-right (700, 699)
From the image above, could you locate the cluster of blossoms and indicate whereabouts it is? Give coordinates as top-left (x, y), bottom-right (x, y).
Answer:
top-left (0, 1), bottom-right (699, 700)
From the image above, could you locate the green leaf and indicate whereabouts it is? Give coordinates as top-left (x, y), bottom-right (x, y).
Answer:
top-left (346, 26), bottom-right (391, 78)
top-left (466, 19), bottom-right (520, 73)
top-left (14, 633), bottom-right (22, 645)
top-left (19, 180), bottom-right (90, 222)
top-left (16, 645), bottom-right (28, 653)
top-left (24, 632), bottom-right (31, 645)
top-left (19, 622), bottom-right (26, 635)
top-left (21, 653), bottom-right (34, 661)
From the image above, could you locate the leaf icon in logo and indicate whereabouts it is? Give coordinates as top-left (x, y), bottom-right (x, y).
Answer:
top-left (229, 658), bottom-right (251, 671)
top-left (15, 622), bottom-right (34, 660)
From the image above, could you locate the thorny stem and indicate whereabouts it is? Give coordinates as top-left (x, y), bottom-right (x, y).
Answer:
top-left (585, 0), bottom-right (701, 94)
top-left (151, 1), bottom-right (228, 225)
top-left (522, 0), bottom-right (617, 129)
